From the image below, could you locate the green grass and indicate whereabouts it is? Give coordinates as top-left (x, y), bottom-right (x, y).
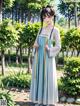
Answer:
top-left (7, 63), bottom-right (28, 68)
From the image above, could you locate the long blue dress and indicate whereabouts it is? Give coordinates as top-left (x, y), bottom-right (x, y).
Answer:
top-left (29, 27), bottom-right (61, 105)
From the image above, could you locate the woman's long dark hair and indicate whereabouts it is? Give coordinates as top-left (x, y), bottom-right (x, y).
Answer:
top-left (40, 5), bottom-right (56, 28)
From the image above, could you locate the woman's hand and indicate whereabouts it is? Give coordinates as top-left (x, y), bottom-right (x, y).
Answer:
top-left (33, 43), bottom-right (39, 50)
top-left (45, 44), bottom-right (50, 51)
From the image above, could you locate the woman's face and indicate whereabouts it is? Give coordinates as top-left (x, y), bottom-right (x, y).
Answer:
top-left (43, 14), bottom-right (53, 25)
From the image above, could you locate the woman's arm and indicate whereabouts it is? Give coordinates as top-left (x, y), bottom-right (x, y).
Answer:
top-left (48, 28), bottom-right (61, 57)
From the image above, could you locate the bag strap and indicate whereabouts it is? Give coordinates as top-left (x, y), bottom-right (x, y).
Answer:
top-left (39, 27), bottom-right (54, 40)
top-left (39, 27), bottom-right (42, 35)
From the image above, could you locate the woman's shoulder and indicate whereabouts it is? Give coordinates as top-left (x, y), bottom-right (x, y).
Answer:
top-left (53, 27), bottom-right (60, 33)
top-left (52, 27), bottom-right (60, 38)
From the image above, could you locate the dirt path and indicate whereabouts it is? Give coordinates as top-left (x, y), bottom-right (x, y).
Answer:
top-left (9, 88), bottom-right (79, 106)
top-left (0, 66), bottom-right (79, 106)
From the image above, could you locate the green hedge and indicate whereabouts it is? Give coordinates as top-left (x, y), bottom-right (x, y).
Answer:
top-left (1, 72), bottom-right (31, 89)
top-left (0, 54), bottom-right (28, 63)
top-left (60, 57), bottom-right (80, 97)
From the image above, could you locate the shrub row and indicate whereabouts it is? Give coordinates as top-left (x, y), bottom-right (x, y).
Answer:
top-left (60, 57), bottom-right (80, 97)
top-left (0, 92), bottom-right (15, 106)
top-left (1, 72), bottom-right (31, 89)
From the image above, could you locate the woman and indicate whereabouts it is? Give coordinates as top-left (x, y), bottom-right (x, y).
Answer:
top-left (29, 5), bottom-right (61, 106)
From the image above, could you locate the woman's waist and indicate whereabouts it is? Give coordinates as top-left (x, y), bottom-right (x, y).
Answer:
top-left (38, 35), bottom-right (48, 41)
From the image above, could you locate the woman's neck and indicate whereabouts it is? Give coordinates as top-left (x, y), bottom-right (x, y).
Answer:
top-left (43, 23), bottom-right (54, 29)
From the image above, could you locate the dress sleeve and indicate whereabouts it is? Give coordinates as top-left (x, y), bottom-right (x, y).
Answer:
top-left (48, 28), bottom-right (61, 57)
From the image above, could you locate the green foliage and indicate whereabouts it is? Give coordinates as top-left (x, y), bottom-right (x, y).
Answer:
top-left (58, 0), bottom-right (79, 19)
top-left (1, 72), bottom-right (31, 89)
top-left (0, 19), bottom-right (18, 49)
top-left (58, 17), bottom-right (67, 27)
top-left (0, 92), bottom-right (15, 106)
top-left (63, 28), bottom-right (80, 51)
top-left (55, 24), bottom-right (66, 37)
top-left (22, 22), bottom-right (41, 48)
top-left (61, 57), bottom-right (80, 96)
top-left (13, 21), bottom-right (41, 48)
top-left (63, 28), bottom-right (75, 51)
top-left (55, 24), bottom-right (66, 51)
top-left (0, 75), bottom-right (4, 89)
top-left (72, 28), bottom-right (80, 51)
top-left (8, 63), bottom-right (28, 68)
top-left (28, 3), bottom-right (41, 12)
top-left (58, 79), bottom-right (63, 91)
top-left (15, 0), bottom-right (49, 13)
top-left (13, 21), bottom-right (25, 47)
top-left (4, 0), bottom-right (15, 8)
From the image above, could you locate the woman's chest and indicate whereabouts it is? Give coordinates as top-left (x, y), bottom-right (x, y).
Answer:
top-left (37, 35), bottom-right (53, 48)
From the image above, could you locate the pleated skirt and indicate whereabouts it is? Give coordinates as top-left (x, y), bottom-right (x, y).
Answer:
top-left (29, 36), bottom-right (58, 105)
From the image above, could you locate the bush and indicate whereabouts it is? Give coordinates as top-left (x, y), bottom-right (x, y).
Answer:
top-left (2, 72), bottom-right (31, 89)
top-left (60, 57), bottom-right (80, 97)
top-left (0, 92), bottom-right (15, 106)
top-left (63, 28), bottom-right (80, 56)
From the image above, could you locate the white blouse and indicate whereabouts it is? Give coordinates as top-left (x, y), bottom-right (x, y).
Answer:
top-left (33, 27), bottom-right (61, 57)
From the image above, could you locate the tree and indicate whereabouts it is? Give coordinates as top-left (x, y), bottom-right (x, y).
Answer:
top-left (22, 22), bottom-right (40, 73)
top-left (0, 19), bottom-right (18, 75)
top-left (13, 21), bottom-right (25, 64)
top-left (0, 0), bottom-right (3, 22)
top-left (0, 0), bottom-right (14, 22)
top-left (2, 0), bottom-right (55, 23)
top-left (58, 0), bottom-right (80, 28)
top-left (63, 28), bottom-right (80, 56)
top-left (58, 17), bottom-right (67, 27)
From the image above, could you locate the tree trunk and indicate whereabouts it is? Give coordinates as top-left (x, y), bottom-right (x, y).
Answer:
top-left (74, 2), bottom-right (77, 27)
top-left (21, 9), bottom-right (24, 22)
top-left (66, 50), bottom-right (68, 57)
top-left (27, 10), bottom-right (31, 21)
top-left (68, 9), bottom-right (71, 29)
top-left (11, 6), bottom-right (14, 22)
top-left (32, 14), bottom-right (35, 23)
top-left (1, 49), bottom-right (5, 75)
top-left (24, 11), bottom-right (27, 23)
top-left (16, 47), bottom-right (19, 64)
top-left (18, 8), bottom-right (20, 22)
top-left (0, 0), bottom-right (2, 22)
top-left (71, 48), bottom-right (74, 57)
top-left (19, 45), bottom-right (23, 64)
top-left (68, 17), bottom-right (71, 29)
top-left (8, 49), bottom-right (11, 64)
top-left (15, 4), bottom-right (18, 22)
top-left (27, 47), bottom-right (31, 73)
top-left (77, 50), bottom-right (80, 56)
top-left (62, 51), bottom-right (64, 66)
top-left (37, 13), bottom-right (40, 22)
